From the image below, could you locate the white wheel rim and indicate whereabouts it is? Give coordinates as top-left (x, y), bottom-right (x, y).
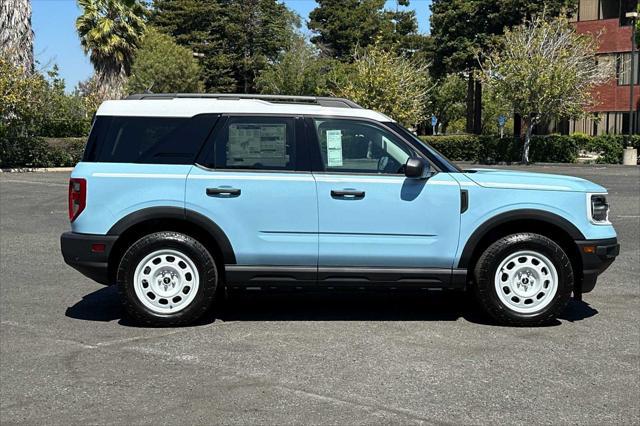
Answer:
top-left (133, 249), bottom-right (200, 314)
top-left (494, 250), bottom-right (558, 314)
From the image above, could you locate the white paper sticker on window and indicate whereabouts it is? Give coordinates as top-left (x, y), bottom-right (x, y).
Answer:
top-left (326, 129), bottom-right (343, 167)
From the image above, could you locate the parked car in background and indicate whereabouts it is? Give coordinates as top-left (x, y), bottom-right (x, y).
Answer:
top-left (61, 94), bottom-right (619, 326)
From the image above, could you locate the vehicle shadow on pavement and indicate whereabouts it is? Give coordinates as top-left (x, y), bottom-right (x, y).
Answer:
top-left (65, 286), bottom-right (599, 327)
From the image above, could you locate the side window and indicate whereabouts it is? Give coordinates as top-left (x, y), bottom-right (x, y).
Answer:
top-left (215, 116), bottom-right (296, 171)
top-left (313, 119), bottom-right (413, 174)
top-left (84, 115), bottom-right (216, 164)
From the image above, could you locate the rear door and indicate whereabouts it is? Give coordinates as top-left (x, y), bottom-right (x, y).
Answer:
top-left (186, 115), bottom-right (318, 285)
top-left (308, 117), bottom-right (462, 286)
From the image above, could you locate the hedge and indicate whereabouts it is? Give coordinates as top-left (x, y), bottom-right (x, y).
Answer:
top-left (1, 133), bottom-right (638, 168)
top-left (0, 137), bottom-right (85, 168)
top-left (420, 134), bottom-right (640, 164)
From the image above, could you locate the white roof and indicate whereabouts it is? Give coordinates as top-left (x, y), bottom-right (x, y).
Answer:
top-left (96, 98), bottom-right (394, 122)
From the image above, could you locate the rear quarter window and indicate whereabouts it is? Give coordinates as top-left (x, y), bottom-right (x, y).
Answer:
top-left (84, 114), bottom-right (217, 164)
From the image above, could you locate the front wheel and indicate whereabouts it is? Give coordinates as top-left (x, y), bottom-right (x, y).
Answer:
top-left (473, 233), bottom-right (573, 326)
top-left (116, 231), bottom-right (218, 326)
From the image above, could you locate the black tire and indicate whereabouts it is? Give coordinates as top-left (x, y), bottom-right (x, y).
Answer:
top-left (473, 233), bottom-right (573, 326)
top-left (116, 231), bottom-right (217, 326)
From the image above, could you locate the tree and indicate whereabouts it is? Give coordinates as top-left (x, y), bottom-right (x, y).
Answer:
top-left (127, 28), bottom-right (203, 94)
top-left (0, 0), bottom-right (34, 72)
top-left (256, 37), bottom-right (329, 96)
top-left (0, 59), bottom-right (91, 142)
top-left (151, 0), bottom-right (299, 93)
top-left (308, 0), bottom-right (424, 60)
top-left (39, 65), bottom-right (92, 137)
top-left (0, 56), bottom-right (46, 140)
top-left (429, 0), bottom-right (578, 133)
top-left (425, 74), bottom-right (466, 134)
top-left (151, 0), bottom-right (234, 91)
top-left (480, 16), bottom-right (611, 163)
top-left (76, 0), bottom-right (147, 100)
top-left (331, 42), bottom-right (432, 127)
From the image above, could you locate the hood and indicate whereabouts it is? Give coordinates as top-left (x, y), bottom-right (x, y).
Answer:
top-left (464, 168), bottom-right (607, 193)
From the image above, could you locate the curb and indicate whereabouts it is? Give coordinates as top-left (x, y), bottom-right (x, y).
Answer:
top-left (0, 167), bottom-right (74, 173)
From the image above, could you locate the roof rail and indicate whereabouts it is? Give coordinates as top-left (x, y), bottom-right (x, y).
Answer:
top-left (125, 93), bottom-right (362, 109)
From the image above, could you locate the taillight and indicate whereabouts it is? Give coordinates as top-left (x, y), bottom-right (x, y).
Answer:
top-left (68, 178), bottom-right (86, 222)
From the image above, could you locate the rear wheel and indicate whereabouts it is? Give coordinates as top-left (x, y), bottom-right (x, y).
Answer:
top-left (473, 233), bottom-right (573, 326)
top-left (116, 231), bottom-right (217, 326)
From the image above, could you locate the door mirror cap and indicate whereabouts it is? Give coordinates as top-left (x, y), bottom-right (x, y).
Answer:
top-left (405, 158), bottom-right (431, 179)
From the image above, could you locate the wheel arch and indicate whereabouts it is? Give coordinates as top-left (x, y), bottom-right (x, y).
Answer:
top-left (458, 209), bottom-right (585, 279)
top-left (106, 207), bottom-right (236, 283)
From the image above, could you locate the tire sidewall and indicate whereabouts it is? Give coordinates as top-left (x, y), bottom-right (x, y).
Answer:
top-left (476, 234), bottom-right (573, 324)
top-left (117, 232), bottom-right (217, 325)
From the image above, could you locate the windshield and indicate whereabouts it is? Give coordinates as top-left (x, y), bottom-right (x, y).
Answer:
top-left (386, 122), bottom-right (462, 173)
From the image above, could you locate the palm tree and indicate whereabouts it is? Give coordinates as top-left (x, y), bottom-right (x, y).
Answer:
top-left (0, 0), bottom-right (35, 72)
top-left (76, 0), bottom-right (146, 100)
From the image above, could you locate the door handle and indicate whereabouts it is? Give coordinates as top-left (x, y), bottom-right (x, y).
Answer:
top-left (206, 187), bottom-right (241, 197)
top-left (331, 189), bottom-right (365, 199)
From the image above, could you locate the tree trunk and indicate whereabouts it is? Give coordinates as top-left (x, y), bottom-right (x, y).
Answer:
top-left (0, 0), bottom-right (34, 72)
top-left (522, 121), bottom-right (532, 164)
top-left (96, 67), bottom-right (127, 101)
top-left (473, 79), bottom-right (482, 134)
top-left (465, 74), bottom-right (474, 134)
top-left (513, 113), bottom-right (522, 138)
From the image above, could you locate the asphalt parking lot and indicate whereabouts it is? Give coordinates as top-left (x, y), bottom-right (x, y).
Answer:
top-left (1, 164), bottom-right (638, 425)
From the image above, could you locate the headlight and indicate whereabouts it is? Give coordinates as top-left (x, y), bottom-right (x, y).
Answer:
top-left (588, 194), bottom-right (610, 224)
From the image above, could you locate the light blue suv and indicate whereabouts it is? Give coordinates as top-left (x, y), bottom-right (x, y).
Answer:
top-left (61, 94), bottom-right (619, 326)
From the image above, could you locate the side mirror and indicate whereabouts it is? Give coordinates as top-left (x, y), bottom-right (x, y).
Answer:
top-left (404, 158), bottom-right (431, 179)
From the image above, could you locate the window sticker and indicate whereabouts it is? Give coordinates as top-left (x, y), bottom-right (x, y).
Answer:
top-left (228, 124), bottom-right (286, 166)
top-left (326, 129), bottom-right (343, 167)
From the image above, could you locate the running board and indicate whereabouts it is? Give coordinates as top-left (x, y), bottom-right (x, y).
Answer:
top-left (225, 266), bottom-right (467, 289)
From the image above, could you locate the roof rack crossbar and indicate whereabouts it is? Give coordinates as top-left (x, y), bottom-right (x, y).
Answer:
top-left (125, 93), bottom-right (362, 109)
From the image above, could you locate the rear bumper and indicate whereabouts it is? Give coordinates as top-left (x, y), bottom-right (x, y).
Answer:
top-left (60, 232), bottom-right (118, 285)
top-left (575, 238), bottom-right (619, 293)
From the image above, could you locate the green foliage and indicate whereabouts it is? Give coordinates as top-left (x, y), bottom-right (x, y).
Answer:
top-left (419, 134), bottom-right (638, 164)
top-left (583, 135), bottom-right (625, 164)
top-left (256, 37), bottom-right (330, 96)
top-left (429, 0), bottom-right (578, 76)
top-left (127, 28), bottom-right (204, 94)
top-left (0, 56), bottom-right (47, 140)
top-left (0, 58), bottom-right (91, 143)
top-left (151, 0), bottom-right (299, 93)
top-left (308, 0), bottom-right (425, 60)
top-left (425, 74), bottom-right (466, 133)
top-left (76, 0), bottom-right (147, 100)
top-left (330, 42), bottom-right (432, 127)
top-left (0, 137), bottom-right (85, 168)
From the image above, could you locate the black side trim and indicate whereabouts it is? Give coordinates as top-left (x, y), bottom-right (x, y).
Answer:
top-left (225, 266), bottom-right (467, 289)
top-left (107, 206), bottom-right (237, 264)
top-left (226, 266), bottom-right (317, 286)
top-left (318, 267), bottom-right (465, 288)
top-left (457, 209), bottom-right (585, 268)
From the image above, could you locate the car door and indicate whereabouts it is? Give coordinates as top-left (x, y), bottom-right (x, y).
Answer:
top-left (186, 115), bottom-right (317, 286)
top-left (309, 117), bottom-right (462, 286)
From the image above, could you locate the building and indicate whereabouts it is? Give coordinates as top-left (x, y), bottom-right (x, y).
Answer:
top-left (568, 0), bottom-right (639, 135)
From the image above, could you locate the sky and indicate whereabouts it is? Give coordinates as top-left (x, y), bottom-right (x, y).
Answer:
top-left (32, 0), bottom-right (433, 91)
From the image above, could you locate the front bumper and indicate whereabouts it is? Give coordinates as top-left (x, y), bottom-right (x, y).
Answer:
top-left (60, 232), bottom-right (118, 285)
top-left (575, 238), bottom-right (619, 293)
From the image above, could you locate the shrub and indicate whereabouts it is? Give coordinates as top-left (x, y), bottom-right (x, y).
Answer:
top-left (0, 137), bottom-right (85, 168)
top-left (419, 134), bottom-right (635, 164)
top-left (420, 135), bottom-right (480, 161)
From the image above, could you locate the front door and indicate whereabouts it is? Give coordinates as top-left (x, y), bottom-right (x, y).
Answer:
top-left (309, 117), bottom-right (461, 285)
top-left (186, 115), bottom-right (317, 285)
